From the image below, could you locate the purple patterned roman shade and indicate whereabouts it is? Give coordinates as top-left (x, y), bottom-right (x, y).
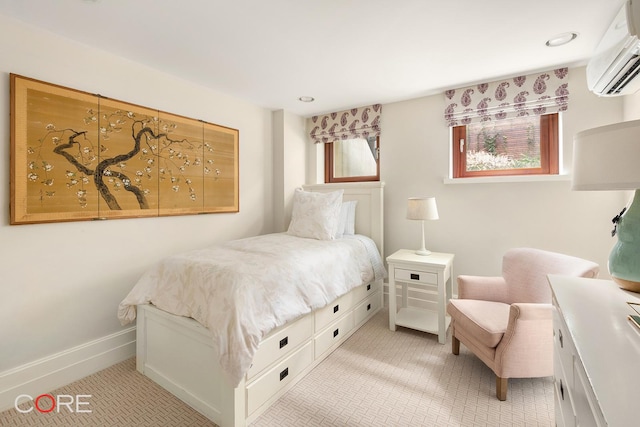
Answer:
top-left (310, 104), bottom-right (382, 144)
top-left (444, 68), bottom-right (569, 127)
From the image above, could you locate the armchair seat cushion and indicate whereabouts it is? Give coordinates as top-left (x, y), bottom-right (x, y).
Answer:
top-left (447, 299), bottom-right (511, 348)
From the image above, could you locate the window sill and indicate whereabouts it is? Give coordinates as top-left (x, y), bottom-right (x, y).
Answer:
top-left (443, 174), bottom-right (571, 185)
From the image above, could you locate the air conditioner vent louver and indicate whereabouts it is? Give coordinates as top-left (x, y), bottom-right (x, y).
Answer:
top-left (607, 54), bottom-right (640, 94)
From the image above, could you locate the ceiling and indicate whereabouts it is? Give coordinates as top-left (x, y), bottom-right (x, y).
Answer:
top-left (0, 0), bottom-right (624, 117)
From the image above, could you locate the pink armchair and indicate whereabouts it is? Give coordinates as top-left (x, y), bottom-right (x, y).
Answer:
top-left (446, 248), bottom-right (599, 400)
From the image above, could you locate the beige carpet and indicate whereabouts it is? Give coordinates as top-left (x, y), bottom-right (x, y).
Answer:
top-left (0, 309), bottom-right (554, 426)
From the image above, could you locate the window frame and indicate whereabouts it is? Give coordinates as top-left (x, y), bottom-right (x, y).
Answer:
top-left (452, 113), bottom-right (559, 179)
top-left (324, 136), bottom-right (380, 183)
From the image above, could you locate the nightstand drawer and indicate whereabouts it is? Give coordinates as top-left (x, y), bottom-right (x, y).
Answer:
top-left (395, 268), bottom-right (437, 285)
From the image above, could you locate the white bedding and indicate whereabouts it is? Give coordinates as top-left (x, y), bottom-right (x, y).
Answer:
top-left (118, 232), bottom-right (385, 387)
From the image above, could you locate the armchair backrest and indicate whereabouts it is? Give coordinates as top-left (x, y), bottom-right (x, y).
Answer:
top-left (502, 248), bottom-right (600, 304)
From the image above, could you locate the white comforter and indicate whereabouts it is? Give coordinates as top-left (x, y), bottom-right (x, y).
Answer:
top-left (118, 232), bottom-right (385, 387)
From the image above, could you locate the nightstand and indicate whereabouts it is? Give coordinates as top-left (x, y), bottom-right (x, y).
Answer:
top-left (386, 249), bottom-right (454, 344)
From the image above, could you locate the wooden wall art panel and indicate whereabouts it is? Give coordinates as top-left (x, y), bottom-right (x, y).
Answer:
top-left (10, 74), bottom-right (239, 224)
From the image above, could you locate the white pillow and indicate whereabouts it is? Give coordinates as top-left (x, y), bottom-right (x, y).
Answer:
top-left (287, 189), bottom-right (344, 240)
top-left (343, 200), bottom-right (357, 235)
top-left (335, 202), bottom-right (349, 239)
top-left (335, 200), bottom-right (358, 238)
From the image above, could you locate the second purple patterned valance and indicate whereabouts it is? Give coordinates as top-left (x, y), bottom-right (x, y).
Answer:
top-left (309, 104), bottom-right (382, 144)
top-left (444, 68), bottom-right (569, 127)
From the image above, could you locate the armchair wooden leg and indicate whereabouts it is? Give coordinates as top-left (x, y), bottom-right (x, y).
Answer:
top-left (452, 335), bottom-right (460, 355)
top-left (496, 376), bottom-right (508, 401)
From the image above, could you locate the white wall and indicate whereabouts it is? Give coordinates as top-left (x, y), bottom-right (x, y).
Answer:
top-left (0, 14), bottom-right (274, 373)
top-left (623, 90), bottom-right (640, 120)
top-left (380, 67), bottom-right (627, 282)
top-left (272, 110), bottom-right (307, 231)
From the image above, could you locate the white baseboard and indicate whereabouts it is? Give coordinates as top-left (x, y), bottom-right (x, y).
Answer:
top-left (0, 327), bottom-right (136, 412)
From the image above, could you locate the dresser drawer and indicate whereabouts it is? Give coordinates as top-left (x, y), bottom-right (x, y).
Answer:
top-left (394, 268), bottom-right (437, 285)
top-left (555, 376), bottom-right (576, 427)
top-left (553, 306), bottom-right (575, 388)
top-left (354, 291), bottom-right (381, 326)
top-left (315, 292), bottom-right (353, 332)
top-left (554, 341), bottom-right (576, 427)
top-left (247, 314), bottom-right (313, 380)
top-left (314, 311), bottom-right (354, 358)
top-left (246, 341), bottom-right (313, 416)
top-left (573, 358), bottom-right (606, 427)
top-left (351, 280), bottom-right (381, 305)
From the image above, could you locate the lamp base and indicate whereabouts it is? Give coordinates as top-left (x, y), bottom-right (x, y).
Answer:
top-left (609, 189), bottom-right (640, 294)
top-left (415, 249), bottom-right (432, 256)
top-left (612, 276), bottom-right (640, 293)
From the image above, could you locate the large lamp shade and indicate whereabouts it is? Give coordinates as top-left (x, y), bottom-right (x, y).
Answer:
top-left (572, 119), bottom-right (640, 292)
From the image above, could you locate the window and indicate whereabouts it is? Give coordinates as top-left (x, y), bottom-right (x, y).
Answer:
top-left (309, 104), bottom-right (382, 183)
top-left (452, 113), bottom-right (559, 178)
top-left (325, 136), bottom-right (380, 183)
top-left (444, 68), bottom-right (568, 179)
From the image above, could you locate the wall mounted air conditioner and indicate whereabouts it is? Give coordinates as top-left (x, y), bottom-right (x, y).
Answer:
top-left (587, 0), bottom-right (640, 96)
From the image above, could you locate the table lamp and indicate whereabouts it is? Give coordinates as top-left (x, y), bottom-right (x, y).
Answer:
top-left (406, 197), bottom-right (439, 256)
top-left (572, 119), bottom-right (640, 292)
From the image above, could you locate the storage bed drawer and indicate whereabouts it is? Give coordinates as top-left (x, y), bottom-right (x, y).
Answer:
top-left (314, 311), bottom-right (354, 358)
top-left (315, 292), bottom-right (353, 331)
top-left (247, 314), bottom-right (313, 379)
top-left (351, 280), bottom-right (381, 304)
top-left (246, 341), bottom-right (314, 416)
top-left (355, 291), bottom-right (381, 326)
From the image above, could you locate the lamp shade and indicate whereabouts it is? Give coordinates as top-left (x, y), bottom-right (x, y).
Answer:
top-left (572, 119), bottom-right (640, 292)
top-left (407, 197), bottom-right (439, 221)
top-left (572, 119), bottom-right (640, 191)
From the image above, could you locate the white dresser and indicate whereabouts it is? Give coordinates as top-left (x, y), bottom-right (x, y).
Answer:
top-left (549, 275), bottom-right (640, 427)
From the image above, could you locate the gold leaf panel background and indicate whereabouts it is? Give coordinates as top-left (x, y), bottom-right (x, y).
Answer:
top-left (10, 74), bottom-right (239, 224)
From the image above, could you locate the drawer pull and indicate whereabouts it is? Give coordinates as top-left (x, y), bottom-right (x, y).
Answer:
top-left (280, 367), bottom-right (289, 381)
top-left (558, 329), bottom-right (563, 348)
top-left (410, 273), bottom-right (420, 280)
top-left (559, 379), bottom-right (564, 400)
top-left (333, 304), bottom-right (339, 313)
top-left (367, 284), bottom-right (371, 291)
top-left (367, 303), bottom-right (371, 311)
top-left (279, 336), bottom-right (288, 349)
top-left (333, 328), bottom-right (339, 338)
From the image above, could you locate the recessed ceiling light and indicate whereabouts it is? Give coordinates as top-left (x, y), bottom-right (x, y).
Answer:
top-left (546, 32), bottom-right (578, 47)
top-left (298, 96), bottom-right (315, 102)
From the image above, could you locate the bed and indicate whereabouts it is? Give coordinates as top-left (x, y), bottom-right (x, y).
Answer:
top-left (117, 182), bottom-right (385, 427)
